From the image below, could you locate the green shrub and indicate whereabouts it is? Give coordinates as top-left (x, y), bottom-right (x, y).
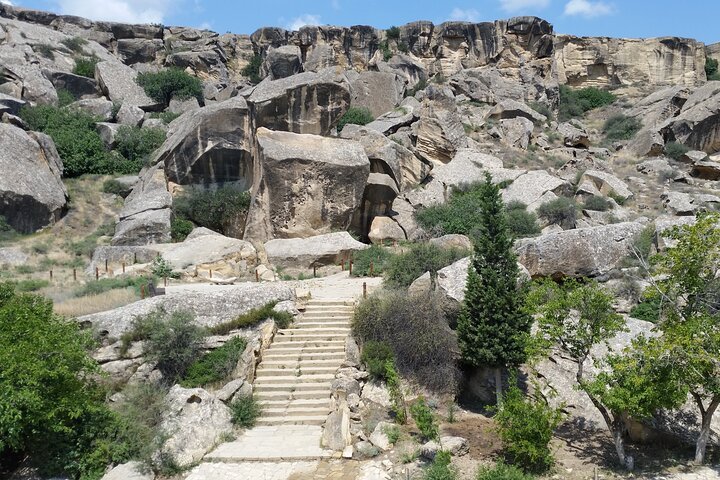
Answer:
top-left (171, 217), bottom-right (194, 242)
top-left (136, 68), bottom-right (203, 107)
top-left (665, 141), bottom-right (690, 160)
top-left (706, 58), bottom-right (720, 81)
top-left (182, 337), bottom-right (247, 388)
top-left (352, 244), bottom-right (394, 277)
top-left (57, 88), bottom-right (76, 107)
top-left (114, 126), bottom-right (166, 168)
top-left (384, 243), bottom-right (467, 289)
top-left (132, 309), bottom-right (206, 383)
top-left (505, 202), bottom-right (541, 238)
top-left (230, 395), bottom-right (262, 428)
top-left (583, 195), bottom-right (613, 211)
top-left (476, 463), bottom-right (535, 480)
top-left (34, 43), bottom-right (55, 59)
top-left (603, 114), bottom-right (642, 141)
top-left (102, 178), bottom-right (130, 197)
top-left (353, 290), bottom-right (460, 393)
top-left (383, 424), bottom-right (401, 444)
top-left (210, 301), bottom-right (293, 335)
top-left (630, 295), bottom-right (662, 322)
top-left (151, 111), bottom-right (181, 124)
top-left (61, 36), bottom-right (87, 53)
top-left (73, 57), bottom-right (98, 78)
top-left (406, 78), bottom-right (428, 97)
top-left (173, 185), bottom-right (251, 236)
top-left (385, 360), bottom-right (407, 424)
top-left (628, 224), bottom-right (655, 266)
top-left (536, 197), bottom-right (577, 228)
top-left (494, 381), bottom-right (564, 473)
top-left (529, 102), bottom-right (553, 122)
top-left (558, 85), bottom-right (615, 121)
top-left (387, 26), bottom-right (401, 40)
top-left (424, 450), bottom-right (457, 480)
top-left (13, 279), bottom-right (50, 292)
top-left (398, 42), bottom-right (409, 54)
top-left (76, 276), bottom-right (149, 297)
top-left (361, 340), bottom-right (395, 380)
top-left (379, 40), bottom-right (392, 61)
top-left (337, 107), bottom-right (374, 132)
top-left (410, 396), bottom-right (439, 441)
top-left (242, 54), bottom-right (263, 84)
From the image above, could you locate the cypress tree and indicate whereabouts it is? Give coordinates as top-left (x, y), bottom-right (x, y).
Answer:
top-left (457, 173), bottom-right (531, 403)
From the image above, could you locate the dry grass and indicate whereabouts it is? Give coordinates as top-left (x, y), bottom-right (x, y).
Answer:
top-left (54, 287), bottom-right (138, 317)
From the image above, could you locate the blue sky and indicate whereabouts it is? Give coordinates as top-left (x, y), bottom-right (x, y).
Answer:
top-left (3, 0), bottom-right (719, 44)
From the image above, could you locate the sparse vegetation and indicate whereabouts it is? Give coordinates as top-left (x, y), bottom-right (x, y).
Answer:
top-left (536, 197), bottom-right (577, 228)
top-left (114, 126), bottom-right (166, 169)
top-left (171, 217), bottom-right (194, 242)
top-left (558, 85), bottom-right (616, 121)
top-left (337, 107), bottom-right (374, 132)
top-left (583, 195), bottom-right (613, 211)
top-left (73, 56), bottom-right (98, 78)
top-left (603, 114), bottom-right (642, 141)
top-left (361, 340), bottom-right (395, 380)
top-left (386, 26), bottom-right (401, 40)
top-left (173, 185), bottom-right (251, 236)
top-left (629, 295), bottom-right (662, 322)
top-left (34, 43), bottom-right (55, 59)
top-left (102, 178), bottom-right (130, 197)
top-left (424, 450), bottom-right (457, 480)
top-left (230, 394), bottom-right (262, 428)
top-left (505, 201), bottom-right (541, 238)
top-left (665, 141), bottom-right (690, 160)
top-left (406, 78), bottom-right (428, 97)
top-left (352, 244), bottom-right (394, 277)
top-left (182, 336), bottom-right (247, 388)
top-left (385, 359), bottom-right (407, 424)
top-left (242, 53), bottom-right (263, 84)
top-left (210, 301), bottom-right (293, 335)
top-left (384, 243), bottom-right (468, 289)
top-left (476, 463), bottom-right (535, 480)
top-left (706, 57), bottom-right (720, 81)
top-left (136, 68), bottom-right (203, 107)
top-left (410, 396), bottom-right (439, 441)
top-left (61, 36), bottom-right (87, 53)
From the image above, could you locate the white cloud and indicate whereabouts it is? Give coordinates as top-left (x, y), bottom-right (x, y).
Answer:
top-left (196, 21), bottom-right (211, 30)
top-left (564, 0), bottom-right (613, 17)
top-left (0, 0), bottom-right (14, 5)
top-left (449, 7), bottom-right (480, 22)
top-left (58, 0), bottom-right (170, 23)
top-left (499, 0), bottom-right (550, 13)
top-left (286, 14), bottom-right (321, 31)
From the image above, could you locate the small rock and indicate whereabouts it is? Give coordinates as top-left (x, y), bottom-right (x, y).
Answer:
top-left (342, 445), bottom-right (354, 459)
top-left (216, 378), bottom-right (245, 402)
top-left (440, 436), bottom-right (469, 456)
top-left (355, 440), bottom-right (380, 458)
top-left (420, 440), bottom-right (441, 460)
top-left (100, 461), bottom-right (154, 480)
top-left (369, 421), bottom-right (392, 451)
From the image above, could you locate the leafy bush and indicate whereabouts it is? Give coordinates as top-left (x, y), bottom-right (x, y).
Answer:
top-left (73, 56), bottom-right (98, 78)
top-left (114, 126), bottom-right (166, 168)
top-left (665, 141), bottom-right (690, 160)
top-left (242, 54), bottom-right (263, 84)
top-left (529, 102), bottom-right (553, 121)
top-left (385, 360), bottom-right (407, 424)
top-left (379, 40), bottom-right (392, 61)
top-left (536, 197), bottom-right (577, 228)
top-left (494, 382), bottom-right (563, 473)
top-left (603, 114), bottom-right (642, 141)
top-left (630, 295), bottom-right (662, 322)
top-left (361, 340), bottom-right (395, 380)
top-left (505, 202), bottom-right (541, 238)
top-left (424, 450), bottom-right (457, 480)
top-left (384, 243), bottom-right (467, 289)
top-left (230, 395), bottom-right (262, 428)
top-left (353, 289), bottom-right (460, 392)
top-left (150, 256), bottom-right (174, 278)
top-left (210, 301), bottom-right (293, 335)
top-left (337, 107), bottom-right (374, 132)
top-left (706, 57), bottom-right (720, 81)
top-left (558, 85), bottom-right (615, 121)
top-left (171, 217), bottom-right (194, 242)
top-left (476, 463), bottom-right (535, 480)
top-left (352, 244), bottom-right (394, 277)
top-left (387, 26), bottom-right (401, 40)
top-left (173, 185), bottom-right (251, 236)
top-left (12, 279), bottom-right (50, 292)
top-left (583, 195), bottom-right (613, 211)
top-left (76, 276), bottom-right (150, 297)
top-left (132, 309), bottom-right (206, 383)
top-left (102, 178), bottom-right (130, 197)
top-left (410, 396), bottom-right (439, 441)
top-left (383, 424), bottom-right (401, 444)
top-left (406, 78), bottom-right (428, 97)
top-left (136, 68), bottom-right (203, 107)
top-left (57, 88), bottom-right (76, 107)
top-left (182, 337), bottom-right (247, 387)
top-left (61, 36), bottom-right (87, 53)
top-left (34, 43), bottom-right (55, 59)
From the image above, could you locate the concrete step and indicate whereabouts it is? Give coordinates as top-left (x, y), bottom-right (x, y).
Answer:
top-left (255, 415), bottom-right (327, 426)
top-left (264, 343), bottom-right (345, 354)
top-left (253, 381), bottom-right (332, 392)
top-left (256, 366), bottom-right (339, 376)
top-left (263, 351), bottom-right (346, 362)
top-left (260, 406), bottom-right (331, 417)
top-left (255, 389), bottom-right (331, 400)
top-left (306, 300), bottom-right (354, 307)
top-left (278, 327), bottom-right (351, 335)
top-left (254, 373), bottom-right (335, 384)
top-left (300, 311), bottom-right (353, 319)
top-left (273, 334), bottom-right (348, 343)
top-left (259, 398), bottom-right (330, 408)
top-left (294, 321), bottom-right (351, 328)
top-left (260, 358), bottom-right (344, 368)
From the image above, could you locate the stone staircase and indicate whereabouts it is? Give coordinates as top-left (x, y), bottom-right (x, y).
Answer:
top-left (253, 298), bottom-right (354, 426)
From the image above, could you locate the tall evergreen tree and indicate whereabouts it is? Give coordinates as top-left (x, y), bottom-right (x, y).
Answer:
top-left (457, 173), bottom-right (531, 403)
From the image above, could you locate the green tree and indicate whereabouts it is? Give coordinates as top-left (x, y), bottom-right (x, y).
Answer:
top-left (136, 68), bottom-right (203, 107)
top-left (457, 173), bottom-right (532, 404)
top-left (648, 212), bottom-right (720, 464)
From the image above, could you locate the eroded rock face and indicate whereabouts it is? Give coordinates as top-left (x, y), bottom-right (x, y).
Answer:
top-left (95, 60), bottom-right (161, 110)
top-left (661, 82), bottom-right (720, 154)
top-left (264, 232), bottom-right (369, 269)
top-left (516, 222), bottom-right (646, 279)
top-left (245, 128), bottom-right (370, 241)
top-left (247, 68), bottom-right (351, 135)
top-left (0, 124), bottom-right (68, 233)
top-left (348, 70), bottom-right (404, 117)
top-left (157, 97), bottom-right (254, 188)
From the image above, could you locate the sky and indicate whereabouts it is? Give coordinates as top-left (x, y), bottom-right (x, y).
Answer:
top-left (1, 0), bottom-right (718, 45)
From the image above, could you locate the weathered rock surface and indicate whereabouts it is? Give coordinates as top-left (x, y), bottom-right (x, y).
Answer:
top-left (661, 82), bottom-right (720, 154)
top-left (580, 170), bottom-right (633, 201)
top-left (152, 233), bottom-right (257, 271)
top-left (499, 117), bottom-right (534, 149)
top-left (100, 461), bottom-right (153, 480)
top-left (368, 216), bottom-right (406, 245)
top-left (245, 128), bottom-right (370, 240)
top-left (159, 385), bottom-right (232, 468)
top-left (95, 61), bottom-right (160, 110)
top-left (348, 71), bottom-right (404, 118)
top-left (558, 122), bottom-right (590, 148)
top-left (264, 232), bottom-right (369, 269)
top-left (516, 222), bottom-right (646, 279)
top-left (502, 171), bottom-right (571, 211)
top-left (0, 124), bottom-right (68, 233)
top-left (247, 68), bottom-right (350, 135)
top-left (262, 45), bottom-right (302, 79)
top-left (0, 247), bottom-right (29, 266)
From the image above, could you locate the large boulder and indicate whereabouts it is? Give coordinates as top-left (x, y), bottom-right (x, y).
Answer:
top-left (660, 82), bottom-right (720, 154)
top-left (247, 68), bottom-right (350, 135)
top-left (156, 97), bottom-right (254, 188)
top-left (516, 222), bottom-right (646, 279)
top-left (502, 171), bottom-right (571, 211)
top-left (158, 386), bottom-right (233, 468)
top-left (0, 124), bottom-right (67, 233)
top-left (264, 232), bottom-right (369, 269)
top-left (100, 461), bottom-right (153, 480)
top-left (262, 45), bottom-right (302, 79)
top-left (348, 70), bottom-right (404, 117)
top-left (414, 86), bottom-right (467, 164)
top-left (579, 170), bottom-right (633, 202)
top-left (245, 128), bottom-right (370, 240)
top-left (95, 61), bottom-right (161, 110)
top-left (152, 233), bottom-right (257, 273)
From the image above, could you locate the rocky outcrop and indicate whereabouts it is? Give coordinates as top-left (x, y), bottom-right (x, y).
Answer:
top-left (414, 86), bottom-right (467, 164)
top-left (516, 222), bottom-right (646, 279)
top-left (502, 170), bottom-right (571, 211)
top-left (0, 124), bottom-right (68, 233)
top-left (347, 71), bottom-right (404, 117)
top-left (553, 35), bottom-right (705, 88)
top-left (661, 82), bottom-right (720, 154)
top-left (264, 232), bottom-right (369, 269)
top-left (262, 45), bottom-right (302, 79)
top-left (100, 461), bottom-right (153, 480)
top-left (247, 68), bottom-right (350, 135)
top-left (156, 97), bottom-right (253, 188)
top-left (245, 128), bottom-right (370, 241)
top-left (152, 233), bottom-right (257, 274)
top-left (579, 170), bottom-right (633, 202)
top-left (95, 61), bottom-right (161, 110)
